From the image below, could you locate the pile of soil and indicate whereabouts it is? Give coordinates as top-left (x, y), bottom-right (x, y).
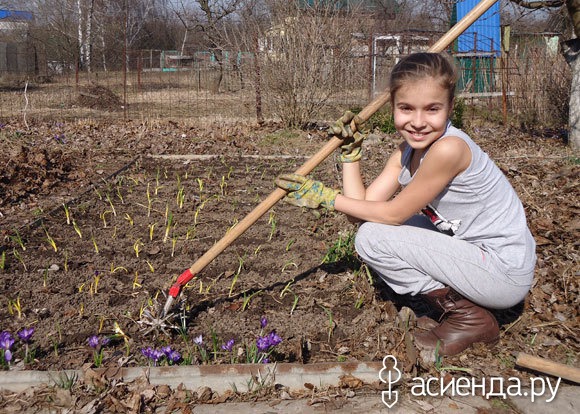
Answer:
top-left (77, 85), bottom-right (123, 110)
top-left (0, 118), bottom-right (576, 412)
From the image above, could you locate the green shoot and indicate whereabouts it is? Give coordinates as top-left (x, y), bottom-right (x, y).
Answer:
top-left (220, 175), bottom-right (227, 196)
top-left (90, 273), bottom-right (100, 295)
top-left (91, 236), bottom-right (99, 254)
top-left (124, 213), bottom-right (134, 226)
top-left (10, 230), bottom-right (26, 251)
top-left (290, 294), bottom-right (299, 315)
top-left (282, 261), bottom-right (297, 272)
top-left (145, 261), bottom-right (154, 272)
top-left (12, 248), bottom-right (27, 270)
top-left (241, 290), bottom-right (262, 311)
top-left (285, 239), bottom-right (295, 251)
top-left (43, 266), bottom-right (49, 287)
top-left (133, 239), bottom-right (143, 258)
top-left (197, 178), bottom-right (204, 195)
top-left (318, 303), bottom-right (334, 341)
top-left (100, 210), bottom-right (112, 228)
top-left (267, 212), bottom-right (277, 241)
top-left (110, 265), bottom-right (128, 274)
top-left (63, 250), bottom-right (69, 271)
top-left (105, 193), bottom-right (116, 216)
top-left (146, 182), bottom-right (152, 217)
top-left (185, 225), bottom-right (196, 240)
top-left (94, 188), bottom-right (102, 200)
top-left (177, 186), bottom-right (185, 208)
top-left (148, 223), bottom-right (156, 241)
top-left (62, 203), bottom-right (71, 225)
top-left (0, 250), bottom-right (5, 270)
top-left (171, 236), bottom-right (178, 257)
top-left (132, 272), bottom-right (141, 289)
top-left (44, 228), bottom-right (58, 252)
top-left (7, 297), bottom-right (23, 319)
top-left (116, 186), bottom-right (124, 203)
top-left (280, 280), bottom-right (294, 298)
top-left (164, 208), bottom-right (174, 243)
top-left (228, 255), bottom-right (245, 297)
top-left (155, 167), bottom-right (162, 195)
top-left (72, 220), bottom-right (82, 238)
top-left (53, 371), bottom-right (77, 390)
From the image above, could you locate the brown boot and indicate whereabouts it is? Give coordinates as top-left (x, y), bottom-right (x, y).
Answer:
top-left (414, 287), bottom-right (499, 356)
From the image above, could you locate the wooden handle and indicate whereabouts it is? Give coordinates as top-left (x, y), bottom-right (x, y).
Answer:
top-left (189, 0), bottom-right (500, 277)
top-left (516, 353), bottom-right (580, 384)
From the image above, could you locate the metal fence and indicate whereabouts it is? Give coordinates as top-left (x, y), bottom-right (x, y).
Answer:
top-left (0, 32), bottom-right (569, 128)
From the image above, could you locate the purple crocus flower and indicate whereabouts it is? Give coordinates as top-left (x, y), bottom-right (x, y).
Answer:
top-left (260, 316), bottom-right (268, 329)
top-left (141, 347), bottom-right (154, 359)
top-left (0, 331), bottom-right (15, 362)
top-left (167, 349), bottom-right (181, 363)
top-left (17, 327), bottom-right (35, 343)
top-left (256, 331), bottom-right (282, 352)
top-left (88, 335), bottom-right (100, 349)
top-left (221, 339), bottom-right (235, 351)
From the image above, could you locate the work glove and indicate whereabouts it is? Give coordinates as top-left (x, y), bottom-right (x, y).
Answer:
top-left (275, 173), bottom-right (340, 210)
top-left (328, 110), bottom-right (366, 163)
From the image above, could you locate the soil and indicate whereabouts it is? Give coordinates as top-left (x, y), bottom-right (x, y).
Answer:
top-left (0, 117), bottom-right (577, 412)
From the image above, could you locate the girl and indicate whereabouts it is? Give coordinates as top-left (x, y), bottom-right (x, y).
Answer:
top-left (275, 52), bottom-right (536, 356)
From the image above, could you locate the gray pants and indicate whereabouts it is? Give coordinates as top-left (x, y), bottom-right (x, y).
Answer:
top-left (354, 216), bottom-right (532, 309)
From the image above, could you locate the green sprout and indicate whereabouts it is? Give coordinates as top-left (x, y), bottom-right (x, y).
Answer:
top-left (146, 182), bottom-right (153, 217)
top-left (148, 223), bottom-right (156, 241)
top-left (62, 203), bottom-right (71, 225)
top-left (228, 255), bottom-right (245, 297)
top-left (220, 175), bottom-right (227, 196)
top-left (133, 239), bottom-right (143, 258)
top-left (124, 213), bottom-right (134, 226)
top-left (164, 207), bottom-right (174, 244)
top-left (132, 272), bottom-right (141, 289)
top-left (8, 296), bottom-right (23, 319)
top-left (105, 193), bottom-right (116, 216)
top-left (72, 220), bottom-right (82, 238)
top-left (241, 290), bottom-right (262, 311)
top-left (44, 228), bottom-right (58, 252)
top-left (91, 236), bottom-right (99, 254)
top-left (171, 236), bottom-right (178, 257)
top-left (318, 303), bottom-right (335, 341)
top-left (10, 230), bottom-right (26, 251)
top-left (0, 250), bottom-right (5, 270)
top-left (267, 212), bottom-right (277, 241)
top-left (12, 249), bottom-right (27, 271)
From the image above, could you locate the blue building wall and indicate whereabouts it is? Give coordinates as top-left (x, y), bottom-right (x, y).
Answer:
top-left (454, 0), bottom-right (500, 54)
top-left (0, 10), bottom-right (34, 21)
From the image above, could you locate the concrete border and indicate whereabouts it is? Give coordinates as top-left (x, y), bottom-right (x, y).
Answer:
top-left (0, 361), bottom-right (387, 393)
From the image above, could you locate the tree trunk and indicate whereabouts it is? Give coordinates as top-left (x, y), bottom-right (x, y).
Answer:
top-left (566, 0), bottom-right (580, 151)
top-left (564, 39), bottom-right (580, 151)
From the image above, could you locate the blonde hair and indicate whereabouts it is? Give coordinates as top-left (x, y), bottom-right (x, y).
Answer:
top-left (389, 53), bottom-right (457, 105)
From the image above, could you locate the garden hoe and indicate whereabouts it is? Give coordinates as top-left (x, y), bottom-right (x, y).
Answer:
top-left (139, 0), bottom-right (500, 334)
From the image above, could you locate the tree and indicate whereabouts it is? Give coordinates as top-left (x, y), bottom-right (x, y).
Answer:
top-left (510, 0), bottom-right (577, 150)
top-left (170, 0), bottom-right (244, 93)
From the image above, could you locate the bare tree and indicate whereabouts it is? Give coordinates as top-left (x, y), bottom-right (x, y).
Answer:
top-left (170, 0), bottom-right (244, 93)
top-left (508, 0), bottom-right (576, 150)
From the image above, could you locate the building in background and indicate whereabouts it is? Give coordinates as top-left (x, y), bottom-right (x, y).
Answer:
top-left (0, 9), bottom-right (35, 74)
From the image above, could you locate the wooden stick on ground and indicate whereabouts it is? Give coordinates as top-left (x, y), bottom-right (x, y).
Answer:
top-left (516, 353), bottom-right (580, 384)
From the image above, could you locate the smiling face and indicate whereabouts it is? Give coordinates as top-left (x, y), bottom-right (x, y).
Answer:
top-left (393, 76), bottom-right (453, 151)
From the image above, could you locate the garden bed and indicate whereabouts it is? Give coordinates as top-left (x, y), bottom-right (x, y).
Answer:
top-left (0, 119), bottom-right (577, 410)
